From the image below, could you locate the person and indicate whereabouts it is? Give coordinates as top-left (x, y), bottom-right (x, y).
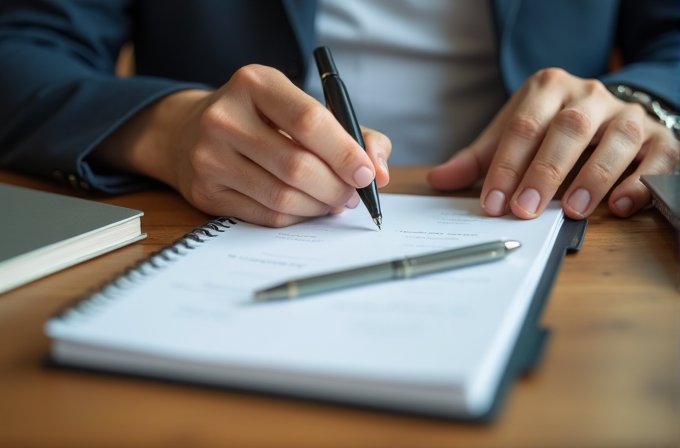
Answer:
top-left (0, 0), bottom-right (678, 227)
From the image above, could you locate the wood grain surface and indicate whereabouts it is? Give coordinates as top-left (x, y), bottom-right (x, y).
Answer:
top-left (0, 167), bottom-right (677, 448)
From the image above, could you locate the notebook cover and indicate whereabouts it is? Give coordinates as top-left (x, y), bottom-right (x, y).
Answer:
top-left (473, 217), bottom-right (587, 422)
top-left (0, 183), bottom-right (144, 263)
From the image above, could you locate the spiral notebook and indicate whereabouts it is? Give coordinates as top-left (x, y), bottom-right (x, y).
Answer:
top-left (45, 194), bottom-right (585, 420)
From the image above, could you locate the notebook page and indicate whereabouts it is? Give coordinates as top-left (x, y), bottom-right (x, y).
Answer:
top-left (47, 194), bottom-right (563, 415)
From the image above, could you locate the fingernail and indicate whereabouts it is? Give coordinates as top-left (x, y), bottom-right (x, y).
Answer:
top-left (516, 188), bottom-right (541, 215)
top-left (346, 191), bottom-right (361, 209)
top-left (614, 196), bottom-right (633, 215)
top-left (378, 157), bottom-right (389, 175)
top-left (567, 188), bottom-right (591, 216)
top-left (483, 189), bottom-right (506, 215)
top-left (353, 166), bottom-right (374, 188)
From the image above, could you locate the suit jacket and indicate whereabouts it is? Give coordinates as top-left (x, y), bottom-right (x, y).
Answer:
top-left (0, 0), bottom-right (678, 193)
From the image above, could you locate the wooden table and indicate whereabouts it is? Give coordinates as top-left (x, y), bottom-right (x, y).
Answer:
top-left (0, 168), bottom-right (677, 448)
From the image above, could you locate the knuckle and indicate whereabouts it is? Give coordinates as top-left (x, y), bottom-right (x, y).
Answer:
top-left (507, 114), bottom-right (544, 141)
top-left (291, 103), bottom-right (328, 142)
top-left (531, 159), bottom-right (565, 185)
top-left (583, 79), bottom-right (607, 96)
top-left (611, 118), bottom-right (643, 146)
top-left (279, 150), bottom-right (314, 184)
top-left (491, 161), bottom-right (523, 184)
top-left (199, 104), bottom-right (224, 134)
top-left (199, 103), bottom-right (240, 138)
top-left (262, 209), bottom-right (292, 228)
top-left (269, 184), bottom-right (298, 213)
top-left (534, 67), bottom-right (568, 87)
top-left (553, 108), bottom-right (592, 138)
top-left (587, 161), bottom-right (616, 186)
top-left (231, 64), bottom-right (267, 88)
top-left (188, 145), bottom-right (215, 172)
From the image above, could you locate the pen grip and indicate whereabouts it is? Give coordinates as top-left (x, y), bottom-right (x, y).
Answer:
top-left (322, 76), bottom-right (366, 149)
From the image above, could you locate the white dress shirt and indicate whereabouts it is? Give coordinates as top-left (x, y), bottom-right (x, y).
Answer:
top-left (304, 0), bottom-right (507, 165)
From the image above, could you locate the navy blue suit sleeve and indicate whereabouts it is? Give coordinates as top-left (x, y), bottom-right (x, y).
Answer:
top-left (600, 0), bottom-right (680, 110)
top-left (0, 0), bottom-right (210, 193)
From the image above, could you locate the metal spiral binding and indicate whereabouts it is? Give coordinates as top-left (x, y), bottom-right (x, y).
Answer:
top-left (54, 217), bottom-right (238, 323)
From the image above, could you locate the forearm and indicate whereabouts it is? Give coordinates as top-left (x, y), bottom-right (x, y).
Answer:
top-left (0, 0), bottom-right (210, 193)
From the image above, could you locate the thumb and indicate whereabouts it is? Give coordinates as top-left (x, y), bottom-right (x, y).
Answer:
top-left (427, 89), bottom-right (523, 191)
top-left (427, 134), bottom-right (499, 191)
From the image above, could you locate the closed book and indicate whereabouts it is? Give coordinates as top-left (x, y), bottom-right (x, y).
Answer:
top-left (0, 183), bottom-right (145, 294)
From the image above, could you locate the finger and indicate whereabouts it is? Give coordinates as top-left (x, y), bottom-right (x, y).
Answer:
top-left (608, 132), bottom-right (680, 217)
top-left (189, 138), bottom-right (350, 218)
top-left (560, 105), bottom-right (647, 218)
top-left (427, 86), bottom-right (527, 191)
top-left (229, 120), bottom-right (357, 209)
top-left (196, 187), bottom-right (312, 228)
top-left (508, 82), bottom-right (610, 219)
top-left (427, 140), bottom-right (496, 191)
top-left (481, 73), bottom-right (569, 216)
top-left (231, 65), bottom-right (375, 189)
top-left (361, 126), bottom-right (391, 188)
top-left (219, 151), bottom-right (351, 217)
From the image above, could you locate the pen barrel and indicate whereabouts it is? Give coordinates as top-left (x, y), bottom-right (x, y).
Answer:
top-left (393, 241), bottom-right (509, 278)
top-left (322, 75), bottom-right (366, 149)
top-left (313, 46), bottom-right (338, 78)
top-left (321, 75), bottom-right (382, 220)
top-left (293, 263), bottom-right (395, 297)
top-left (314, 46), bottom-right (382, 224)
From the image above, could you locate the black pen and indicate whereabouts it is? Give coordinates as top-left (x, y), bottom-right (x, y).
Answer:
top-left (314, 46), bottom-right (383, 230)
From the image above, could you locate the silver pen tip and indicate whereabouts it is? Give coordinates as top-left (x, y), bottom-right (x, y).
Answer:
top-left (373, 216), bottom-right (382, 230)
top-left (504, 241), bottom-right (521, 251)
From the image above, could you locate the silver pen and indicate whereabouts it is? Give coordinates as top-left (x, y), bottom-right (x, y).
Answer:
top-left (254, 240), bottom-right (521, 301)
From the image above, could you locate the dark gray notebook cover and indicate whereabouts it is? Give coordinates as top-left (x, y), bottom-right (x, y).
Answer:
top-left (641, 175), bottom-right (680, 228)
top-left (0, 183), bottom-right (143, 263)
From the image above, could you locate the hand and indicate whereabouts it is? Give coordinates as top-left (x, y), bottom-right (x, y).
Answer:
top-left (427, 68), bottom-right (680, 220)
top-left (91, 65), bottom-right (391, 226)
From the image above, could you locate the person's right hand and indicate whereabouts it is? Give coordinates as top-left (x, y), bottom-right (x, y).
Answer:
top-left (91, 65), bottom-right (391, 227)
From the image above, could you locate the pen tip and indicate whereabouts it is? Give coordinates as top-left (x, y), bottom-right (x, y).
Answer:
top-left (373, 216), bottom-right (382, 230)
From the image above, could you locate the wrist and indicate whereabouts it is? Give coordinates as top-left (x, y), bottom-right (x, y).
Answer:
top-left (91, 89), bottom-right (212, 187)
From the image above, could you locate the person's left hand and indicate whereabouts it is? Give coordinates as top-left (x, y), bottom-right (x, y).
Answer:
top-left (427, 68), bottom-right (680, 220)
